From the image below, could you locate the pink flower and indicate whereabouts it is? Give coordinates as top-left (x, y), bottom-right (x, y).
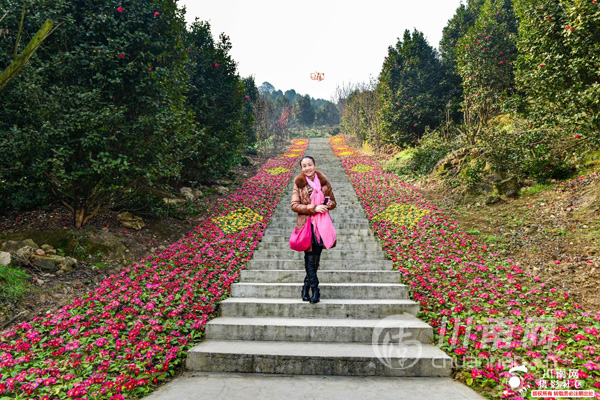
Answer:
top-left (117, 6), bottom-right (124, 12)
top-left (574, 134), bottom-right (581, 138)
top-left (215, 63), bottom-right (219, 67)
top-left (154, 12), bottom-right (160, 16)
top-left (118, 53), bottom-right (124, 58)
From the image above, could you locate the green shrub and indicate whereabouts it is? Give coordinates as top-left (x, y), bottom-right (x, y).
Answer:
top-left (0, 263), bottom-right (29, 307)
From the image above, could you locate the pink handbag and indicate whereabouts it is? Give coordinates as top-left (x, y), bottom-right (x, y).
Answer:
top-left (289, 217), bottom-right (312, 252)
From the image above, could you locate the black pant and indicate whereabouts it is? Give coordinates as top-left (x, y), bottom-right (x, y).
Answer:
top-left (304, 224), bottom-right (323, 287)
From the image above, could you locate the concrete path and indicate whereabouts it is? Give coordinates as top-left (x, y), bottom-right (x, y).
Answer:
top-left (145, 372), bottom-right (484, 400)
top-left (145, 138), bottom-right (485, 399)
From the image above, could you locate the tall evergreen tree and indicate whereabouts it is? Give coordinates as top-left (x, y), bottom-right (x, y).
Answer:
top-left (379, 29), bottom-right (448, 145)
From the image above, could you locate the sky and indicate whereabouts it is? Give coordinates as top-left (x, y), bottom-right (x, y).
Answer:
top-left (179, 0), bottom-right (464, 101)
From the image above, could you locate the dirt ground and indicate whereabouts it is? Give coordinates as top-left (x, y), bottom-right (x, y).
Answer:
top-left (414, 171), bottom-right (600, 316)
top-left (0, 150), bottom-right (280, 332)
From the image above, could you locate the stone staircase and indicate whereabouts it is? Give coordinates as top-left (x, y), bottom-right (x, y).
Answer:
top-left (186, 138), bottom-right (451, 377)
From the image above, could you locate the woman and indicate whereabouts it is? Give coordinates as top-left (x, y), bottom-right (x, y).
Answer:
top-left (291, 155), bottom-right (337, 304)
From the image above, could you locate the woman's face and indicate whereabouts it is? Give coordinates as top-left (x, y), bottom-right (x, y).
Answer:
top-left (301, 158), bottom-right (316, 178)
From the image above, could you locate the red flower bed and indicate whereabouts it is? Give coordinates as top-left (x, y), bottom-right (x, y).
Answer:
top-left (0, 140), bottom-right (307, 399)
top-left (330, 135), bottom-right (599, 399)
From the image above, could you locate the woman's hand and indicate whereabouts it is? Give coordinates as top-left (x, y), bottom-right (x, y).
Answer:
top-left (314, 205), bottom-right (328, 213)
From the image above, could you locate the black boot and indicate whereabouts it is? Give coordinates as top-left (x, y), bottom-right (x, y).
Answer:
top-left (301, 275), bottom-right (310, 301)
top-left (303, 254), bottom-right (316, 301)
top-left (309, 286), bottom-right (320, 304)
top-left (304, 253), bottom-right (320, 304)
top-left (310, 250), bottom-right (322, 304)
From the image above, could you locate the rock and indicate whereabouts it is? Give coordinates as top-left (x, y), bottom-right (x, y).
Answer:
top-left (0, 252), bottom-right (11, 266)
top-left (31, 254), bottom-right (77, 272)
top-left (215, 186), bottom-right (228, 195)
top-left (35, 278), bottom-right (45, 286)
top-left (180, 187), bottom-right (195, 201)
top-left (31, 255), bottom-right (61, 272)
top-left (34, 249), bottom-right (46, 256)
top-left (467, 183), bottom-right (493, 195)
top-left (62, 257), bottom-right (77, 268)
top-left (485, 196), bottom-right (501, 205)
top-left (117, 212), bottom-right (145, 230)
top-left (15, 246), bottom-right (35, 261)
top-left (193, 189), bottom-right (203, 198)
top-left (1, 239), bottom-right (39, 253)
top-left (488, 173), bottom-right (502, 183)
top-left (163, 198), bottom-right (186, 206)
top-left (41, 244), bottom-right (57, 255)
top-left (506, 189), bottom-right (519, 199)
top-left (158, 245), bottom-right (166, 251)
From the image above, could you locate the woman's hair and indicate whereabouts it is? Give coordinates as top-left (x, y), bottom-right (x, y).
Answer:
top-left (299, 155), bottom-right (316, 166)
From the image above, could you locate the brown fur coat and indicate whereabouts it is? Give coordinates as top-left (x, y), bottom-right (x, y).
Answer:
top-left (291, 170), bottom-right (337, 251)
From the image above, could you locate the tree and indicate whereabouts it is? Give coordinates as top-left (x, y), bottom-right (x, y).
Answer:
top-left (514, 0), bottom-right (600, 136)
top-left (455, 0), bottom-right (518, 142)
top-left (379, 29), bottom-right (448, 146)
top-left (439, 0), bottom-right (487, 122)
top-left (341, 81), bottom-right (382, 148)
top-left (0, 0), bottom-right (194, 227)
top-left (183, 21), bottom-right (252, 179)
top-left (315, 101), bottom-right (340, 126)
top-left (258, 81), bottom-right (274, 94)
top-left (294, 94), bottom-right (315, 126)
top-left (0, 3), bottom-right (58, 91)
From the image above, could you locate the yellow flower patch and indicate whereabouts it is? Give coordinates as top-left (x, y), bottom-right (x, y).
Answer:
top-left (350, 164), bottom-right (373, 173)
top-left (331, 138), bottom-right (343, 143)
top-left (373, 203), bottom-right (431, 228)
top-left (265, 166), bottom-right (290, 175)
top-left (338, 151), bottom-right (354, 157)
top-left (214, 207), bottom-right (264, 234)
top-left (294, 141), bottom-right (306, 145)
top-left (282, 153), bottom-right (299, 158)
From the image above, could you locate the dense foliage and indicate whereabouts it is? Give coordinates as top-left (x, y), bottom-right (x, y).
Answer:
top-left (456, 0), bottom-right (518, 134)
top-left (340, 0), bottom-right (600, 189)
top-left (379, 29), bottom-right (449, 146)
top-left (0, 0), bottom-right (257, 227)
top-left (514, 0), bottom-right (600, 139)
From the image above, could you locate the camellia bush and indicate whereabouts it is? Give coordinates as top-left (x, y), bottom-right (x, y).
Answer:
top-left (331, 135), bottom-right (599, 399)
top-left (0, 139), bottom-right (307, 399)
top-left (456, 0), bottom-right (518, 133)
top-left (514, 0), bottom-right (600, 140)
top-left (0, 0), bottom-right (195, 227)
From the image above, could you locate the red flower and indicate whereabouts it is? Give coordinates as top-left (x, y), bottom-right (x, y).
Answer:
top-left (117, 6), bottom-right (124, 12)
top-left (118, 53), bottom-right (124, 58)
top-left (154, 12), bottom-right (160, 16)
top-left (215, 63), bottom-right (219, 67)
top-left (574, 134), bottom-right (581, 138)
top-left (539, 64), bottom-right (544, 68)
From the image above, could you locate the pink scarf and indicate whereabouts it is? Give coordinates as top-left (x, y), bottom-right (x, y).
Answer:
top-left (306, 174), bottom-right (337, 249)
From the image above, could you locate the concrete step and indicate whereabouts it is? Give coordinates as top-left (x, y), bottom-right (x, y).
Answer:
top-left (245, 259), bottom-right (394, 271)
top-left (186, 340), bottom-right (451, 377)
top-left (257, 241), bottom-right (381, 252)
top-left (231, 282), bottom-right (408, 300)
top-left (265, 228), bottom-right (374, 237)
top-left (240, 269), bottom-right (399, 283)
top-left (204, 316), bottom-right (433, 344)
top-left (220, 298), bottom-right (420, 319)
top-left (258, 235), bottom-right (380, 245)
top-left (251, 249), bottom-right (388, 261)
top-left (267, 222), bottom-right (370, 230)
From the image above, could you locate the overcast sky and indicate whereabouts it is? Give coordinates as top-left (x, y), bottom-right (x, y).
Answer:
top-left (179, 0), bottom-right (464, 101)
